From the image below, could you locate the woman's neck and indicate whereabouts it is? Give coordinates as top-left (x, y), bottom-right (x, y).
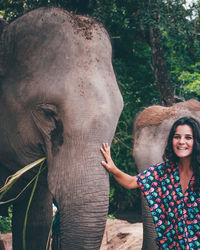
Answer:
top-left (178, 157), bottom-right (192, 173)
top-left (178, 157), bottom-right (193, 193)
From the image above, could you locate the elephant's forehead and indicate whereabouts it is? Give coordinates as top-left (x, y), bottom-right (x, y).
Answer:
top-left (2, 7), bottom-right (119, 103)
top-left (3, 29), bottom-right (118, 107)
top-left (4, 7), bottom-right (112, 79)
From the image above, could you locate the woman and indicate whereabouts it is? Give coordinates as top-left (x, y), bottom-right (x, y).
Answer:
top-left (101, 117), bottom-right (200, 249)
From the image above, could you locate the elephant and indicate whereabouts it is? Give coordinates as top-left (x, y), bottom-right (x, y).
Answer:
top-left (0, 7), bottom-right (123, 250)
top-left (132, 99), bottom-right (200, 249)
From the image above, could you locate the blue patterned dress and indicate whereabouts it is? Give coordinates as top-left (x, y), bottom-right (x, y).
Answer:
top-left (136, 162), bottom-right (200, 250)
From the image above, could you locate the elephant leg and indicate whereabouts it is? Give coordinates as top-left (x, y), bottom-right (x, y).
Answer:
top-left (12, 183), bottom-right (52, 250)
top-left (141, 197), bottom-right (158, 250)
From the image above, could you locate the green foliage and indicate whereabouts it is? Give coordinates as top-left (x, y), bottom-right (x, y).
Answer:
top-left (107, 214), bottom-right (115, 220)
top-left (178, 63), bottom-right (200, 99)
top-left (0, 206), bottom-right (12, 233)
top-left (131, 0), bottom-right (200, 99)
top-left (185, 77), bottom-right (200, 95)
top-left (0, 10), bottom-right (4, 16)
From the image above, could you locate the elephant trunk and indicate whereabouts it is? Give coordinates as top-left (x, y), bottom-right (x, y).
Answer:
top-left (47, 139), bottom-right (109, 249)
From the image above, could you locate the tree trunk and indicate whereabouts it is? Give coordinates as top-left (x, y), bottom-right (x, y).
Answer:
top-left (149, 26), bottom-right (175, 106)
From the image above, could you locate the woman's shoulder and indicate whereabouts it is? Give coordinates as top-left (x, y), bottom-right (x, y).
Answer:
top-left (137, 161), bottom-right (176, 181)
top-left (149, 161), bottom-right (177, 173)
top-left (136, 162), bottom-right (166, 189)
top-left (147, 161), bottom-right (166, 174)
top-left (137, 162), bottom-right (165, 180)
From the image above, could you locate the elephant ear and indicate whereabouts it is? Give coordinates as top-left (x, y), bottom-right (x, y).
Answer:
top-left (0, 18), bottom-right (8, 76)
top-left (32, 104), bottom-right (64, 154)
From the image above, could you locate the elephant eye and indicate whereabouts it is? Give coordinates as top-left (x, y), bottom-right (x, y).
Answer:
top-left (43, 109), bottom-right (56, 117)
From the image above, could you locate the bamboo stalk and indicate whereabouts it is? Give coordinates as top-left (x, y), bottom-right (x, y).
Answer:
top-left (22, 160), bottom-right (45, 250)
top-left (0, 157), bottom-right (46, 201)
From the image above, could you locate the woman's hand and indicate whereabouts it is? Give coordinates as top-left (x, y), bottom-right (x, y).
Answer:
top-left (100, 143), bottom-right (139, 190)
top-left (100, 143), bottom-right (117, 175)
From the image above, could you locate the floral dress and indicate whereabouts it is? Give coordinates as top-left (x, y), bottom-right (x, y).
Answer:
top-left (136, 161), bottom-right (200, 250)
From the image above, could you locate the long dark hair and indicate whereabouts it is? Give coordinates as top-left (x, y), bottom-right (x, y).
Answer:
top-left (163, 116), bottom-right (200, 191)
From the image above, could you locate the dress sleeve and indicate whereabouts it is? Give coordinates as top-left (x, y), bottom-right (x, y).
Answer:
top-left (136, 164), bottom-right (164, 210)
top-left (136, 167), bottom-right (154, 193)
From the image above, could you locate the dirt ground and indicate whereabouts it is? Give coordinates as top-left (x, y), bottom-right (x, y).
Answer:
top-left (1, 219), bottom-right (143, 250)
top-left (100, 219), bottom-right (143, 250)
top-left (1, 233), bottom-right (12, 250)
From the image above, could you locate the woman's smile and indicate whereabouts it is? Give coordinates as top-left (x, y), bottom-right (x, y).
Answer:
top-left (172, 125), bottom-right (194, 159)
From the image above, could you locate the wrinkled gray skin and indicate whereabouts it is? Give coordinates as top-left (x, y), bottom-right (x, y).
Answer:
top-left (0, 7), bottom-right (123, 250)
top-left (133, 99), bottom-right (200, 250)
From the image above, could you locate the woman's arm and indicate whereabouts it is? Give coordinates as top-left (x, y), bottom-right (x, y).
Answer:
top-left (100, 143), bottom-right (139, 190)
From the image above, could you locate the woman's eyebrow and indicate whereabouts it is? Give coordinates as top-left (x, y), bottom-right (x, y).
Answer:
top-left (173, 133), bottom-right (193, 136)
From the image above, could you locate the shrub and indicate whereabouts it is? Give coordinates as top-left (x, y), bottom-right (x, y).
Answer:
top-left (0, 206), bottom-right (12, 233)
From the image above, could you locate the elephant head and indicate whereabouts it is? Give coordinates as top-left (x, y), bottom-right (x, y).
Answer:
top-left (133, 99), bottom-right (200, 250)
top-left (0, 7), bottom-right (123, 249)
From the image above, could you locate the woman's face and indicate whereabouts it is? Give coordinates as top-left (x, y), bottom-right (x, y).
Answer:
top-left (172, 125), bottom-right (194, 160)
